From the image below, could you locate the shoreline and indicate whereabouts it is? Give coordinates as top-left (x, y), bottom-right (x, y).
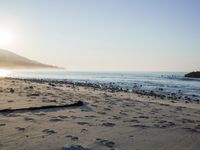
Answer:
top-left (0, 78), bottom-right (200, 150)
top-left (6, 77), bottom-right (200, 104)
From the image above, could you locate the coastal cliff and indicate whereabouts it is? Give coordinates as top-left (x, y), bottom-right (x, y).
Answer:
top-left (0, 49), bottom-right (58, 69)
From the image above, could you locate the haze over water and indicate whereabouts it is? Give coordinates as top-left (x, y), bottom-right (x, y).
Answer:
top-left (0, 0), bottom-right (200, 72)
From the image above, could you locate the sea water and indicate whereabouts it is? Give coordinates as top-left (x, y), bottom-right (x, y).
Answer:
top-left (7, 70), bottom-right (200, 101)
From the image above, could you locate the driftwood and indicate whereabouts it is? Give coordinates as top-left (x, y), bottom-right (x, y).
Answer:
top-left (0, 101), bottom-right (84, 113)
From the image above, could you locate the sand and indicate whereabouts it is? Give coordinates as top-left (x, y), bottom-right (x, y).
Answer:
top-left (0, 78), bottom-right (200, 150)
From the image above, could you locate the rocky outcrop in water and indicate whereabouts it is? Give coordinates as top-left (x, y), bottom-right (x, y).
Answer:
top-left (185, 71), bottom-right (200, 78)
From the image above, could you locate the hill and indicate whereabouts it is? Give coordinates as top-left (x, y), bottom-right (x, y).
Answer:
top-left (0, 49), bottom-right (58, 69)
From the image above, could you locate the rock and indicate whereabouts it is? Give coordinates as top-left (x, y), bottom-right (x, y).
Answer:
top-left (8, 100), bottom-right (14, 103)
top-left (48, 82), bottom-right (55, 86)
top-left (185, 100), bottom-right (189, 104)
top-left (149, 91), bottom-right (156, 96)
top-left (0, 123), bottom-right (6, 126)
top-left (185, 71), bottom-right (200, 78)
top-left (10, 88), bottom-right (14, 93)
top-left (29, 86), bottom-right (33, 89)
top-left (62, 145), bottom-right (90, 150)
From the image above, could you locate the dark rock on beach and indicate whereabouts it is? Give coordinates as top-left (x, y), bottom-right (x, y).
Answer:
top-left (10, 88), bottom-right (15, 93)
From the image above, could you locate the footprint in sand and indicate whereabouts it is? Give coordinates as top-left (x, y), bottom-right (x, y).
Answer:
top-left (123, 119), bottom-right (140, 123)
top-left (104, 107), bottom-right (111, 111)
top-left (153, 121), bottom-right (176, 128)
top-left (42, 129), bottom-right (57, 135)
top-left (70, 116), bottom-right (80, 119)
top-left (24, 117), bottom-right (35, 121)
top-left (34, 112), bottom-right (46, 116)
top-left (91, 104), bottom-right (98, 107)
top-left (112, 116), bottom-right (121, 120)
top-left (138, 116), bottom-right (149, 119)
top-left (119, 111), bottom-right (128, 116)
top-left (85, 115), bottom-right (96, 118)
top-left (130, 124), bottom-right (150, 129)
top-left (16, 127), bottom-right (25, 132)
top-left (62, 145), bottom-right (90, 150)
top-left (183, 125), bottom-right (200, 133)
top-left (77, 122), bottom-right (90, 126)
top-left (57, 115), bottom-right (69, 119)
top-left (5, 113), bottom-right (21, 117)
top-left (101, 122), bottom-right (115, 127)
top-left (81, 128), bottom-right (88, 133)
top-left (65, 135), bottom-right (79, 141)
top-left (95, 138), bottom-right (115, 148)
top-left (176, 106), bottom-right (184, 111)
top-left (49, 117), bottom-right (64, 122)
top-left (97, 111), bottom-right (106, 115)
top-left (181, 118), bottom-right (196, 123)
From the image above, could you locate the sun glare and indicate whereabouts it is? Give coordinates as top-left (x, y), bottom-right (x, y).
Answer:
top-left (0, 69), bottom-right (11, 77)
top-left (0, 30), bottom-right (13, 47)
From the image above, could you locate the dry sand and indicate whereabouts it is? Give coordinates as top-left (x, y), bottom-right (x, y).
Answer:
top-left (0, 78), bottom-right (200, 150)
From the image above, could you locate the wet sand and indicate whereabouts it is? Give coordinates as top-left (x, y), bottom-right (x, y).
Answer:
top-left (0, 78), bottom-right (200, 150)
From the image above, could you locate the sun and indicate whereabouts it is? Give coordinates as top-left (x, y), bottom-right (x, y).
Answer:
top-left (0, 30), bottom-right (13, 47)
top-left (0, 69), bottom-right (11, 77)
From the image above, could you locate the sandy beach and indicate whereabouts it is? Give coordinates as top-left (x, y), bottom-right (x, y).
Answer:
top-left (0, 77), bottom-right (200, 150)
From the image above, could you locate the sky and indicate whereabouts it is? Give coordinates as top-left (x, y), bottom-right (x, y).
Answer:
top-left (0, 0), bottom-right (199, 72)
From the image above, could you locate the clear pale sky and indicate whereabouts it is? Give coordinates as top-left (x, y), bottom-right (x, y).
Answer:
top-left (0, 0), bottom-right (199, 71)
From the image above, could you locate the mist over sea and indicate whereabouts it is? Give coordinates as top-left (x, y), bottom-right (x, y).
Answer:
top-left (7, 70), bottom-right (200, 101)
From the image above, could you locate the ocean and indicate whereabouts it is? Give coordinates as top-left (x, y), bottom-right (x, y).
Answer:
top-left (7, 70), bottom-right (200, 101)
